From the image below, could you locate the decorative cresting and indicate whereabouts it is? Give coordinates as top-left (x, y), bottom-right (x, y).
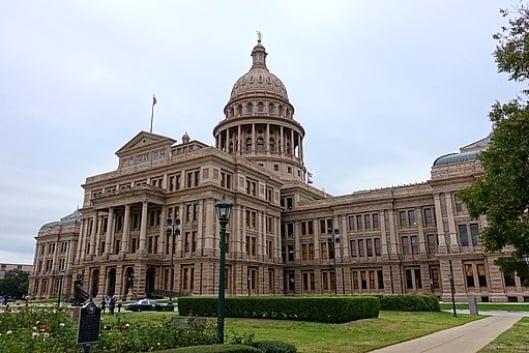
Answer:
top-left (229, 38), bottom-right (289, 102)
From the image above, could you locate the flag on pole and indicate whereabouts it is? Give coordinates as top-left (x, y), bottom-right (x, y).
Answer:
top-left (150, 94), bottom-right (157, 133)
top-left (307, 171), bottom-right (313, 184)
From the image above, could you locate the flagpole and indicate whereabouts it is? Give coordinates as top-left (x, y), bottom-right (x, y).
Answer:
top-left (150, 94), bottom-right (156, 133)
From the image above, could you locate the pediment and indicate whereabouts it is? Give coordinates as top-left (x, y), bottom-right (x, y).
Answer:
top-left (116, 131), bottom-right (176, 156)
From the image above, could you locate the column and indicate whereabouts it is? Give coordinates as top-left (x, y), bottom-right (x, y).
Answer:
top-left (251, 123), bottom-right (256, 153)
top-left (158, 207), bottom-right (168, 255)
top-left (104, 207), bottom-right (114, 255)
top-left (380, 211), bottom-right (389, 257)
top-left (434, 193), bottom-right (447, 253)
top-left (95, 214), bottom-right (103, 255)
top-left (280, 126), bottom-right (284, 155)
top-left (313, 219), bottom-right (320, 262)
top-left (204, 200), bottom-right (215, 255)
top-left (290, 129), bottom-right (294, 157)
top-left (445, 193), bottom-right (459, 252)
top-left (237, 125), bottom-right (242, 154)
top-left (266, 123), bottom-right (270, 153)
top-left (120, 204), bottom-right (131, 254)
top-left (76, 219), bottom-right (86, 263)
top-left (89, 212), bottom-right (98, 255)
top-left (139, 201), bottom-right (148, 253)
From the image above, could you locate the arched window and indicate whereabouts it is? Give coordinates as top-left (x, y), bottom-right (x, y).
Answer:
top-left (278, 105), bottom-right (284, 115)
top-left (257, 102), bottom-right (264, 112)
top-left (286, 142), bottom-right (291, 156)
top-left (269, 138), bottom-right (275, 152)
top-left (247, 102), bottom-right (253, 114)
top-left (246, 138), bottom-right (253, 152)
top-left (257, 137), bottom-right (264, 151)
top-left (237, 104), bottom-right (243, 116)
top-left (268, 103), bottom-right (274, 114)
top-left (230, 107), bottom-right (235, 117)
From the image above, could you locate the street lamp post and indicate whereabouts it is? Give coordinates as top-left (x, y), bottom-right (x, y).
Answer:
top-left (448, 260), bottom-right (457, 317)
top-left (166, 216), bottom-right (181, 311)
top-left (327, 228), bottom-right (340, 295)
top-left (57, 270), bottom-right (65, 308)
top-left (215, 196), bottom-right (233, 344)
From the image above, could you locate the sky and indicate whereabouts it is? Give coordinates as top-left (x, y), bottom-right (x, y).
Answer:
top-left (0, 0), bottom-right (523, 264)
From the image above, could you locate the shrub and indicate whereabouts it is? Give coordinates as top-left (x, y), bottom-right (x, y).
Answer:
top-left (154, 344), bottom-right (262, 352)
top-left (0, 306), bottom-right (217, 353)
top-left (252, 341), bottom-right (297, 353)
top-left (178, 296), bottom-right (380, 323)
top-left (379, 294), bottom-right (440, 312)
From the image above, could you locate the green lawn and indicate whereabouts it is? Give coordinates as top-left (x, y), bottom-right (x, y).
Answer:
top-left (478, 318), bottom-right (529, 353)
top-left (439, 303), bottom-right (529, 312)
top-left (105, 311), bottom-right (478, 353)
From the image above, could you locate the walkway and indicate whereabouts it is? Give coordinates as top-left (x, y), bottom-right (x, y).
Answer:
top-left (368, 314), bottom-right (522, 353)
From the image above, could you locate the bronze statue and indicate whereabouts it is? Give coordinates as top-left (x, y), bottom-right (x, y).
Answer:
top-left (73, 274), bottom-right (90, 306)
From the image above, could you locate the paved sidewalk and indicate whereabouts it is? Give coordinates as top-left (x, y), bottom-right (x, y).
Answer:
top-left (368, 315), bottom-right (521, 353)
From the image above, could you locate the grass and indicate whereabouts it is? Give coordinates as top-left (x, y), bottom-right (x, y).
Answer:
top-left (104, 311), bottom-right (478, 353)
top-left (440, 303), bottom-right (529, 312)
top-left (478, 318), bottom-right (529, 353)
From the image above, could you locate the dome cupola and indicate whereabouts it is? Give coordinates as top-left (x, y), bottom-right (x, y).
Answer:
top-left (229, 37), bottom-right (289, 101)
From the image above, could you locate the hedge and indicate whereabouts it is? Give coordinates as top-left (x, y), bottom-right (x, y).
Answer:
top-left (178, 296), bottom-right (379, 323)
top-left (378, 293), bottom-right (440, 311)
top-left (252, 341), bottom-right (297, 353)
top-left (153, 344), bottom-right (261, 353)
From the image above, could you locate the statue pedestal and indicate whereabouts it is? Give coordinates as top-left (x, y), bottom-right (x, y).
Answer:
top-left (127, 289), bottom-right (134, 301)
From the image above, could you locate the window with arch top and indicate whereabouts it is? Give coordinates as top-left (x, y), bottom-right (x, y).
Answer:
top-left (247, 102), bottom-right (253, 114)
top-left (246, 138), bottom-right (253, 152)
top-left (257, 102), bottom-right (264, 112)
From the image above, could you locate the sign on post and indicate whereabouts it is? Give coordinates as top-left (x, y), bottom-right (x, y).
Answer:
top-left (77, 301), bottom-right (101, 350)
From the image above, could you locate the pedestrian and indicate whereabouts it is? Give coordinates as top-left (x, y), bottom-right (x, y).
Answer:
top-left (104, 295), bottom-right (111, 314)
top-left (109, 295), bottom-right (116, 315)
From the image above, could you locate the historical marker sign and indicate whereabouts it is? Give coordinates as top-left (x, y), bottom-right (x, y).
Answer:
top-left (77, 301), bottom-right (101, 345)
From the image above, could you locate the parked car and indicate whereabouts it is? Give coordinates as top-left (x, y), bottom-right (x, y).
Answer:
top-left (125, 298), bottom-right (166, 312)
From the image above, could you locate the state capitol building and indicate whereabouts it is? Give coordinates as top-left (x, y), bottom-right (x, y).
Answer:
top-left (29, 39), bottom-right (529, 303)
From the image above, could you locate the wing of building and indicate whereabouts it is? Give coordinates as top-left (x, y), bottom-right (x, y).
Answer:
top-left (29, 40), bottom-right (526, 303)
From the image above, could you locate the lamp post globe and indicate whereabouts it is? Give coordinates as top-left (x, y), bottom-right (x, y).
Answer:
top-left (215, 196), bottom-right (233, 344)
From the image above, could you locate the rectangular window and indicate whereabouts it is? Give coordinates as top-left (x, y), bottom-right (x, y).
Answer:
top-left (411, 235), bottom-right (418, 254)
top-left (356, 215), bottom-right (363, 231)
top-left (377, 270), bottom-right (384, 289)
top-left (427, 234), bottom-right (438, 255)
top-left (465, 264), bottom-right (475, 287)
top-left (350, 239), bottom-right (357, 257)
top-left (374, 238), bottom-right (382, 256)
top-left (353, 271), bottom-right (359, 290)
top-left (402, 236), bottom-right (410, 255)
top-left (470, 223), bottom-right (480, 245)
top-left (348, 216), bottom-right (355, 231)
top-left (399, 211), bottom-right (407, 227)
top-left (372, 213), bottom-right (379, 229)
top-left (459, 225), bottom-right (469, 246)
top-left (408, 210), bottom-right (416, 226)
top-left (366, 239), bottom-right (373, 257)
top-left (477, 264), bottom-right (487, 287)
top-left (423, 207), bottom-right (436, 226)
top-left (358, 239), bottom-right (365, 257)
top-left (364, 214), bottom-right (371, 229)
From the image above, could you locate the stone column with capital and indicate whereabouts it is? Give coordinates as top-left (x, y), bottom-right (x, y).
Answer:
top-left (139, 202), bottom-right (148, 254)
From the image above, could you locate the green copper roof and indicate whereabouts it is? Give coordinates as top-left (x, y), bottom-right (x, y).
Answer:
top-left (433, 150), bottom-right (479, 166)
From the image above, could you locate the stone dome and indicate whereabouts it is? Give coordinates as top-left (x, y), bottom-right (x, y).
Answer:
top-left (229, 40), bottom-right (289, 101)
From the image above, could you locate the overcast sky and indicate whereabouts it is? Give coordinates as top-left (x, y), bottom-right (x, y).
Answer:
top-left (0, 0), bottom-right (522, 264)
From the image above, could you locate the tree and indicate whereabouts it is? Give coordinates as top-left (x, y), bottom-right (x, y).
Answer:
top-left (0, 269), bottom-right (29, 299)
top-left (458, 4), bottom-right (529, 280)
